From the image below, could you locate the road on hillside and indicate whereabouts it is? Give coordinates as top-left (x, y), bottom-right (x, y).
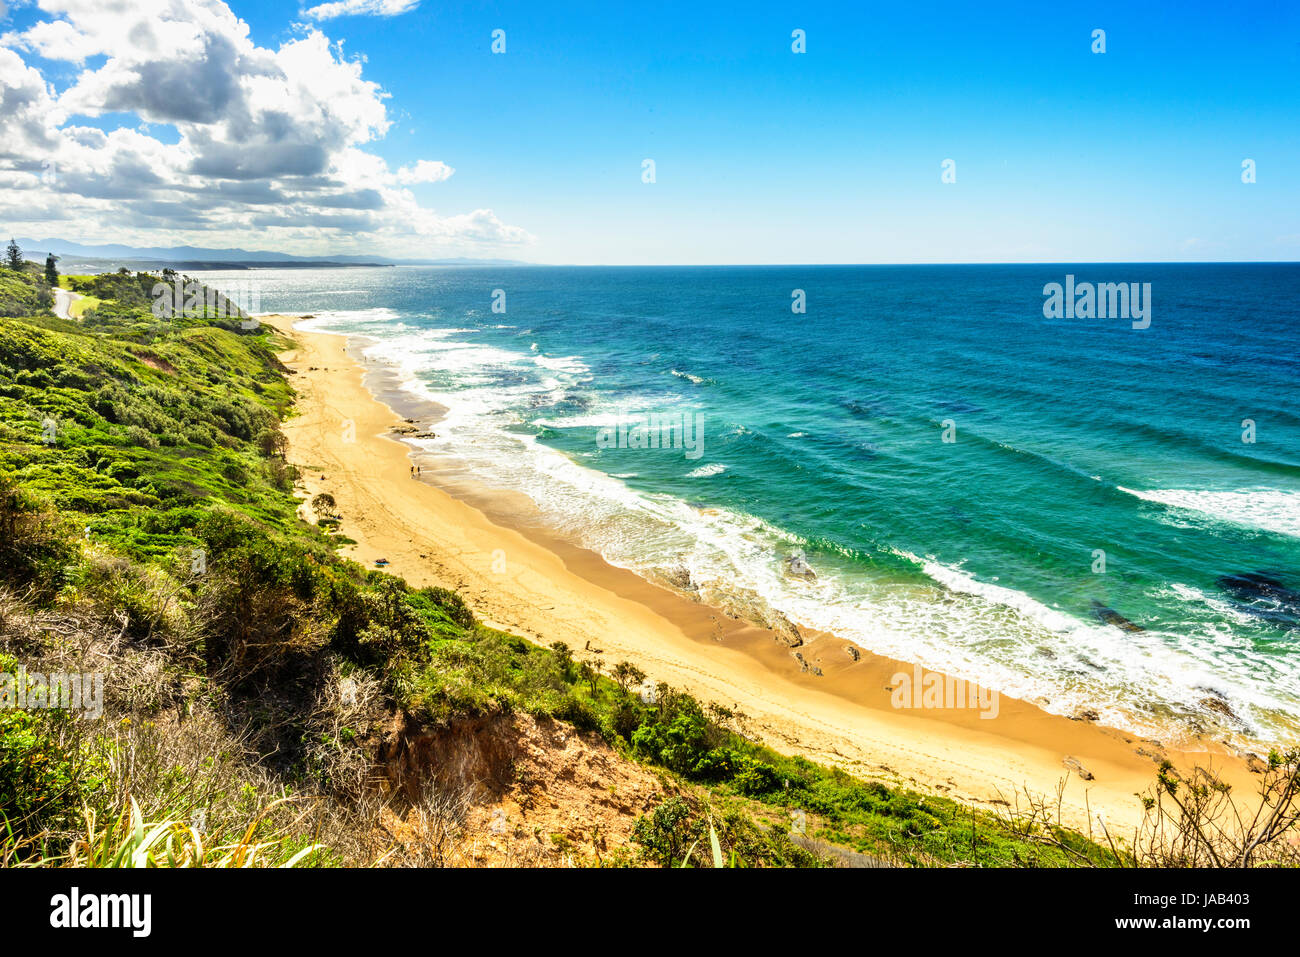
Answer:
top-left (53, 287), bottom-right (83, 320)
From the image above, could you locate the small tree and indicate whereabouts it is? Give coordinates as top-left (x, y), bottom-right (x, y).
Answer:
top-left (5, 239), bottom-right (22, 271)
top-left (630, 797), bottom-right (705, 867)
top-left (44, 253), bottom-right (58, 286)
top-left (578, 657), bottom-right (603, 695)
top-left (310, 492), bottom-right (336, 521)
top-left (256, 428), bottom-right (288, 458)
top-left (612, 660), bottom-right (646, 693)
top-left (549, 641), bottom-right (574, 680)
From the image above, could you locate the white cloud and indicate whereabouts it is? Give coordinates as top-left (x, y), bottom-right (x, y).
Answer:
top-left (3, 18), bottom-right (106, 63)
top-left (302, 0), bottom-right (419, 22)
top-left (0, 0), bottom-right (531, 255)
top-left (395, 159), bottom-right (453, 184)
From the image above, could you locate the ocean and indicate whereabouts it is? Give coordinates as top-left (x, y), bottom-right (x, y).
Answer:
top-left (196, 263), bottom-right (1300, 747)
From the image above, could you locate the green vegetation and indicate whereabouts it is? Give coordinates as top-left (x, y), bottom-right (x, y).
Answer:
top-left (0, 264), bottom-right (476, 865)
top-left (0, 269), bottom-right (52, 319)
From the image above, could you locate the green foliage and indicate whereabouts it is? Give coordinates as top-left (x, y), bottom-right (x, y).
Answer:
top-left (0, 710), bottom-right (87, 831)
top-left (0, 282), bottom-right (295, 559)
top-left (0, 654), bottom-right (105, 835)
top-left (0, 268), bottom-right (52, 318)
top-left (0, 472), bottom-right (76, 595)
top-left (29, 797), bottom-right (323, 868)
top-left (630, 796), bottom-right (699, 865)
top-left (630, 797), bottom-right (824, 868)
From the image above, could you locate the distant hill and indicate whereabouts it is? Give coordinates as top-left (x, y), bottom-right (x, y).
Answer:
top-left (12, 238), bottom-right (532, 269)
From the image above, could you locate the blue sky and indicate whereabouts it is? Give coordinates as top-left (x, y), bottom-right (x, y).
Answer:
top-left (2, 0), bottom-right (1297, 263)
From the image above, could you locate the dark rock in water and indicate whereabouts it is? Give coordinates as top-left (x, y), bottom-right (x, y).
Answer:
top-left (1194, 686), bottom-right (1240, 724)
top-left (662, 566), bottom-right (694, 591)
top-left (1071, 708), bottom-right (1100, 723)
top-left (1216, 572), bottom-right (1298, 603)
top-left (1089, 599), bottom-right (1145, 632)
top-left (391, 424), bottom-right (436, 438)
top-left (844, 644), bottom-right (861, 662)
top-left (841, 398), bottom-right (880, 417)
top-left (1216, 572), bottom-right (1300, 626)
top-left (1199, 696), bottom-right (1236, 720)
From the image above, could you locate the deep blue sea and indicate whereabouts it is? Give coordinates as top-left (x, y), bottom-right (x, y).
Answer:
top-left (196, 263), bottom-right (1300, 746)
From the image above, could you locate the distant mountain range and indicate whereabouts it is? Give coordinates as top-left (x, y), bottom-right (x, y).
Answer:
top-left (12, 238), bottom-right (532, 269)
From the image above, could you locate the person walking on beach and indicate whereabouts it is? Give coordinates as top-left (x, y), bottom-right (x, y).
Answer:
top-left (409, 465), bottom-right (414, 478)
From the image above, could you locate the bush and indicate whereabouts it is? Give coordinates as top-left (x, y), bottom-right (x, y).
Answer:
top-left (630, 796), bottom-right (702, 866)
top-left (0, 474), bottom-right (75, 594)
top-left (125, 425), bottom-right (159, 449)
top-left (0, 653), bottom-right (103, 834)
top-left (417, 586), bottom-right (475, 631)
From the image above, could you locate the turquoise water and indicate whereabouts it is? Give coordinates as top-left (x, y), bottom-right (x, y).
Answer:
top-left (199, 263), bottom-right (1300, 745)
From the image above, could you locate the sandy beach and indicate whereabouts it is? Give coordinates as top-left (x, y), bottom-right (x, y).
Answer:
top-left (263, 313), bottom-right (1262, 835)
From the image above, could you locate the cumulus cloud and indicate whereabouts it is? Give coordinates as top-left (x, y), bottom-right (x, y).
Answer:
top-left (302, 0), bottom-right (420, 22)
top-left (395, 159), bottom-right (453, 184)
top-left (0, 0), bottom-right (530, 255)
top-left (0, 46), bottom-right (60, 163)
top-left (3, 17), bottom-right (105, 64)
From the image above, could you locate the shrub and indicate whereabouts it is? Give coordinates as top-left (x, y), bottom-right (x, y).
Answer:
top-left (630, 797), bottom-right (702, 866)
top-left (0, 473), bottom-right (75, 594)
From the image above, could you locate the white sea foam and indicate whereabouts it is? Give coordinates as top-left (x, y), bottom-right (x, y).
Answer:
top-left (292, 308), bottom-right (403, 332)
top-left (1118, 487), bottom-right (1300, 538)
top-left (533, 353), bottom-right (590, 375)
top-left (534, 412), bottom-right (624, 430)
top-left (686, 463), bottom-right (727, 477)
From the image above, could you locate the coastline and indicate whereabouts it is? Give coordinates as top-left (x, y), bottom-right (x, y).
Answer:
top-left (263, 313), bottom-right (1262, 834)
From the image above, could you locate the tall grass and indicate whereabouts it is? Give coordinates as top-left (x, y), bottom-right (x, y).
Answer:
top-left (4, 797), bottom-right (322, 868)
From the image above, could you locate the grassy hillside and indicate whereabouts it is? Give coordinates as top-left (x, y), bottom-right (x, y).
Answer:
top-left (2, 263), bottom-right (1292, 868)
top-left (0, 266), bottom-right (53, 319)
